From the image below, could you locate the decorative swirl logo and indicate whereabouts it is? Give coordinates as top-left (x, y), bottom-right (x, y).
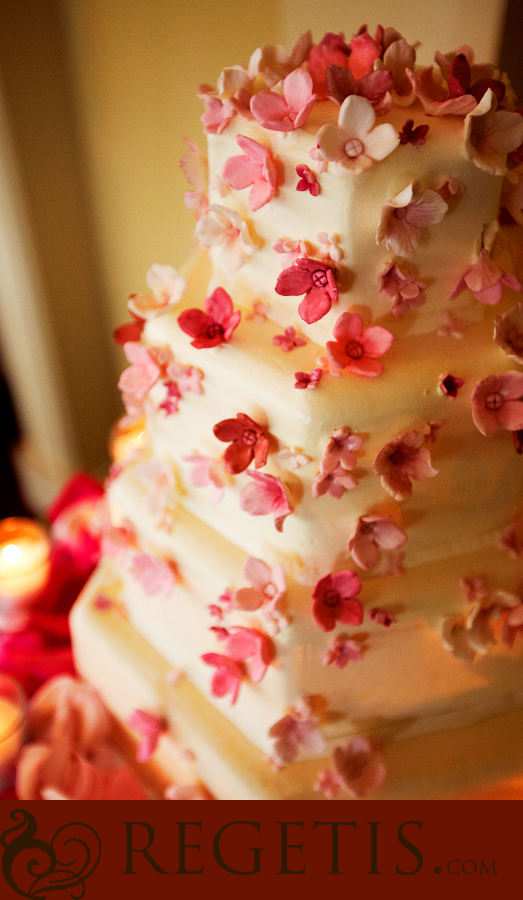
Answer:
top-left (1, 809), bottom-right (101, 898)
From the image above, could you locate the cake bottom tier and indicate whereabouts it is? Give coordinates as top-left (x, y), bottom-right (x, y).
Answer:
top-left (70, 563), bottom-right (523, 800)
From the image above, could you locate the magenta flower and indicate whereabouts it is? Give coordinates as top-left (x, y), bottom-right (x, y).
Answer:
top-left (223, 627), bottom-right (275, 683)
top-left (347, 515), bottom-right (407, 571)
top-left (294, 368), bottom-right (322, 390)
top-left (471, 372), bottom-right (523, 436)
top-left (449, 249), bottom-right (522, 305)
top-left (378, 261), bottom-right (427, 317)
top-left (273, 326), bottom-right (307, 351)
top-left (234, 557), bottom-right (286, 612)
top-left (182, 454), bottom-right (225, 503)
top-left (322, 635), bottom-right (364, 667)
top-left (326, 312), bottom-right (394, 376)
top-left (376, 180), bottom-right (448, 258)
top-left (296, 164), bottom-right (320, 196)
top-left (213, 412), bottom-right (269, 475)
top-left (275, 257), bottom-right (337, 324)
top-left (374, 430), bottom-right (438, 501)
top-left (250, 68), bottom-right (316, 132)
top-left (312, 464), bottom-right (358, 499)
top-left (201, 653), bottom-right (244, 705)
top-left (127, 710), bottom-right (165, 763)
top-left (330, 736), bottom-right (387, 798)
top-left (177, 287), bottom-right (241, 348)
top-left (221, 135), bottom-right (277, 211)
top-left (312, 570), bottom-right (363, 632)
top-left (240, 471), bottom-right (293, 532)
top-left (315, 95), bottom-right (399, 175)
top-left (268, 699), bottom-right (326, 766)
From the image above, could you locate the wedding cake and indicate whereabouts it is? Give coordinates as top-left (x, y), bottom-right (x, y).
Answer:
top-left (70, 24), bottom-right (523, 799)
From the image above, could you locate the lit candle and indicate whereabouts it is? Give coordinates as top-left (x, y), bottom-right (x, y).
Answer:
top-left (109, 415), bottom-right (147, 463)
top-left (0, 518), bottom-right (51, 632)
top-left (0, 675), bottom-right (26, 792)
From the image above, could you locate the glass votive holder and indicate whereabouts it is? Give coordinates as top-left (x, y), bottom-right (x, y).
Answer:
top-left (0, 518), bottom-right (52, 633)
top-left (0, 674), bottom-right (27, 793)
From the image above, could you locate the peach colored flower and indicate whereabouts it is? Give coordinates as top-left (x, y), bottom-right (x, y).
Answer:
top-left (449, 249), bottom-right (522, 305)
top-left (378, 261), bottom-right (427, 317)
top-left (494, 302), bottom-right (523, 362)
top-left (195, 204), bottom-right (257, 273)
top-left (234, 557), bottom-right (286, 612)
top-left (127, 264), bottom-right (187, 320)
top-left (374, 430), bottom-right (438, 501)
top-left (471, 372), bottom-right (523, 436)
top-left (268, 698), bottom-right (325, 767)
top-left (248, 31), bottom-right (313, 88)
top-left (315, 95), bottom-right (399, 174)
top-left (464, 89), bottom-right (523, 176)
top-left (316, 736), bottom-right (386, 799)
top-left (348, 515), bottom-right (407, 571)
top-left (376, 180), bottom-right (448, 258)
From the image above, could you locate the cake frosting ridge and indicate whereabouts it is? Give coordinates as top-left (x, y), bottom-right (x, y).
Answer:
top-left (71, 23), bottom-right (523, 799)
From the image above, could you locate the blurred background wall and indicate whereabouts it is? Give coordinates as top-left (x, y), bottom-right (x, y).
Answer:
top-left (0, 0), bottom-right (518, 514)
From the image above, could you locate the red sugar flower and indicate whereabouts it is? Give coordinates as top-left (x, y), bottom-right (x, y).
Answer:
top-left (240, 471), bottom-right (293, 531)
top-left (296, 164), bottom-right (320, 195)
top-left (399, 118), bottom-right (429, 146)
top-left (326, 312), bottom-right (394, 376)
top-left (471, 372), bottom-right (523, 436)
top-left (201, 653), bottom-right (244, 705)
top-left (213, 413), bottom-right (269, 474)
top-left (368, 607), bottom-right (397, 627)
top-left (294, 368), bottom-right (322, 390)
top-left (275, 257), bottom-right (337, 324)
top-left (312, 570), bottom-right (363, 632)
top-left (221, 135), bottom-right (277, 211)
top-left (439, 373), bottom-right (464, 398)
top-left (374, 430), bottom-right (438, 501)
top-left (177, 287), bottom-right (241, 348)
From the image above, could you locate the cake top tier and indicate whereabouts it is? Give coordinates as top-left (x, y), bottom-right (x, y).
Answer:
top-left (180, 26), bottom-right (523, 343)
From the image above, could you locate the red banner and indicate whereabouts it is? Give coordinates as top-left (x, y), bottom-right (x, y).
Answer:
top-left (0, 800), bottom-right (519, 893)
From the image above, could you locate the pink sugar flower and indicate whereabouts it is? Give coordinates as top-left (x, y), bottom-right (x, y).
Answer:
top-left (118, 342), bottom-right (161, 400)
top-left (326, 312), bottom-right (394, 376)
top-left (240, 471), bottom-right (293, 532)
top-left (368, 607), bottom-right (398, 627)
top-left (223, 627), bottom-right (275, 683)
top-left (312, 463), bottom-right (358, 499)
top-left (201, 653), bottom-right (244, 705)
top-left (275, 257), bottom-right (337, 324)
top-left (127, 264), bottom-right (187, 320)
top-left (130, 553), bottom-right (176, 600)
top-left (494, 303), bottom-right (523, 363)
top-left (449, 248), bottom-right (522, 305)
top-left (348, 515), bottom-right (407, 571)
top-left (250, 68), bottom-right (316, 132)
top-left (374, 430), bottom-right (438, 501)
top-left (378, 261), bottom-right (427, 317)
top-left (315, 95), bottom-right (399, 174)
top-left (330, 735), bottom-right (387, 798)
top-left (437, 311), bottom-right (466, 339)
top-left (268, 699), bottom-right (326, 767)
top-left (234, 557), bottom-right (286, 612)
top-left (167, 362), bottom-right (204, 395)
top-left (325, 65), bottom-right (394, 114)
top-left (471, 372), bottom-right (523, 436)
top-left (195, 204), bottom-right (257, 273)
top-left (127, 709), bottom-right (165, 763)
top-left (376, 180), bottom-right (448, 258)
top-left (296, 164), bottom-right (320, 196)
top-left (213, 412), bottom-right (269, 475)
top-left (322, 635), bottom-right (364, 667)
top-left (221, 135), bottom-right (277, 211)
top-left (273, 326), bottom-right (307, 351)
top-left (182, 454), bottom-right (225, 503)
top-left (464, 89), bottom-right (523, 176)
top-left (502, 604), bottom-right (523, 649)
top-left (177, 286), bottom-right (241, 348)
top-left (312, 570), bottom-right (363, 632)
top-left (199, 91), bottom-right (235, 134)
top-left (314, 768), bottom-right (341, 800)
top-left (294, 368), bottom-right (322, 390)
top-left (272, 237), bottom-right (310, 268)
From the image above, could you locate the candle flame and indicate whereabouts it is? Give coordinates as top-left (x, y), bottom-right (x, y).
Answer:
top-left (1, 544), bottom-right (22, 566)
